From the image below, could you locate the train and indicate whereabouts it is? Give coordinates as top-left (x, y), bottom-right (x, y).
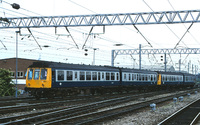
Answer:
top-left (25, 61), bottom-right (196, 98)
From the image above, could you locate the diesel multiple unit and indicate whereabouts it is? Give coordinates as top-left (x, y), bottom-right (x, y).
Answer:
top-left (25, 61), bottom-right (196, 98)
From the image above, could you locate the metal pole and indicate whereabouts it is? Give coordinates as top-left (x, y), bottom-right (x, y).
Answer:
top-left (139, 44), bottom-right (141, 70)
top-left (15, 31), bottom-right (20, 98)
top-left (92, 48), bottom-right (98, 65)
top-left (164, 53), bottom-right (167, 72)
top-left (192, 64), bottom-right (194, 74)
top-left (111, 50), bottom-right (114, 67)
top-left (179, 59), bottom-right (181, 72)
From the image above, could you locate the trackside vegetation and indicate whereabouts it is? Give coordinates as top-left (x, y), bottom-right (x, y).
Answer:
top-left (0, 68), bottom-right (15, 97)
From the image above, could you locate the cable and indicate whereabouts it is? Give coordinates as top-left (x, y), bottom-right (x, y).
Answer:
top-left (142, 0), bottom-right (188, 47)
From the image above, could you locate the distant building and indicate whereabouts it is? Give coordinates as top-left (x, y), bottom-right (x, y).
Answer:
top-left (0, 58), bottom-right (39, 90)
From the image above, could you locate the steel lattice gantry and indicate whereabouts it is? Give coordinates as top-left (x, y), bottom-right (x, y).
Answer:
top-left (1, 10), bottom-right (200, 28)
top-left (111, 48), bottom-right (200, 71)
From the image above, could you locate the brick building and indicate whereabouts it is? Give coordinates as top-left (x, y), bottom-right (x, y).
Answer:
top-left (0, 58), bottom-right (39, 90)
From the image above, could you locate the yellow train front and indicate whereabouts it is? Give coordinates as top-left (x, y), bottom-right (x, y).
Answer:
top-left (25, 68), bottom-right (52, 98)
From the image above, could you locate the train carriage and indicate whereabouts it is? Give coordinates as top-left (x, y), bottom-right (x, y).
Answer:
top-left (182, 73), bottom-right (196, 87)
top-left (120, 68), bottom-right (157, 86)
top-left (157, 71), bottom-right (184, 86)
top-left (26, 62), bottom-right (121, 97)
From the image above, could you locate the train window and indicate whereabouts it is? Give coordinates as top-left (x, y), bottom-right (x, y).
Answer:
top-left (67, 71), bottom-right (73, 80)
top-left (164, 75), bottom-right (166, 81)
top-left (97, 72), bottom-right (100, 80)
top-left (145, 75), bottom-right (148, 81)
top-left (86, 72), bottom-right (91, 80)
top-left (92, 72), bottom-right (97, 80)
top-left (135, 74), bottom-right (137, 81)
top-left (102, 72), bottom-right (105, 80)
top-left (28, 69), bottom-right (33, 80)
top-left (57, 71), bottom-right (64, 81)
top-left (131, 74), bottom-right (134, 81)
top-left (116, 73), bottom-right (119, 81)
top-left (34, 69), bottom-right (40, 80)
top-left (111, 73), bottom-right (115, 80)
top-left (106, 72), bottom-right (110, 80)
top-left (80, 71), bottom-right (85, 81)
top-left (123, 73), bottom-right (127, 81)
top-left (142, 74), bottom-right (145, 81)
top-left (138, 74), bottom-right (141, 81)
top-left (41, 69), bottom-right (47, 80)
top-left (128, 74), bottom-right (131, 81)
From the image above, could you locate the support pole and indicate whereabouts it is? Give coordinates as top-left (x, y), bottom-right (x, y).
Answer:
top-left (164, 53), bottom-right (167, 72)
top-left (179, 59), bottom-right (181, 72)
top-left (15, 31), bottom-right (20, 98)
top-left (188, 62), bottom-right (190, 73)
top-left (111, 50), bottom-right (115, 67)
top-left (139, 44), bottom-right (141, 70)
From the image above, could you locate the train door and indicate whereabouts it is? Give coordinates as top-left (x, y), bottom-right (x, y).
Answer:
top-left (157, 74), bottom-right (161, 85)
top-left (73, 71), bottom-right (79, 81)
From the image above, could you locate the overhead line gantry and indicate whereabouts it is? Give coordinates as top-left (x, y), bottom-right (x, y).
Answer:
top-left (111, 46), bottom-right (200, 72)
top-left (1, 9), bottom-right (200, 28)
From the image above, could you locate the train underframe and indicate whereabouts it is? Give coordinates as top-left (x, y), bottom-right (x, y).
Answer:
top-left (25, 84), bottom-right (195, 99)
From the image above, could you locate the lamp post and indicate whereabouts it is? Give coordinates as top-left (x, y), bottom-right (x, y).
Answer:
top-left (15, 31), bottom-right (20, 98)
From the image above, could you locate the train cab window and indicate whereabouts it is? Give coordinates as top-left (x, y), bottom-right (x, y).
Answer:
top-left (92, 72), bottom-right (97, 80)
top-left (40, 69), bottom-right (47, 80)
top-left (34, 69), bottom-right (40, 80)
top-left (57, 71), bottom-right (64, 81)
top-left (86, 72), bottom-right (91, 80)
top-left (28, 69), bottom-right (33, 80)
top-left (67, 71), bottom-right (73, 80)
top-left (80, 71), bottom-right (85, 81)
top-left (111, 73), bottom-right (115, 80)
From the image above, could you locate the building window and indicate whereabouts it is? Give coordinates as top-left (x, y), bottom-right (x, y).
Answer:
top-left (17, 71), bottom-right (24, 78)
top-left (11, 71), bottom-right (15, 78)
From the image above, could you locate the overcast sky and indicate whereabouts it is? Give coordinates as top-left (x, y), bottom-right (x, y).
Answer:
top-left (1, 0), bottom-right (200, 73)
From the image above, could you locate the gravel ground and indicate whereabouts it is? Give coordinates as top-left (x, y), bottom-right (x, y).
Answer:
top-left (102, 92), bottom-right (200, 125)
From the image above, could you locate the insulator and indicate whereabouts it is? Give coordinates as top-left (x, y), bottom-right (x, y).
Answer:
top-left (11, 3), bottom-right (20, 9)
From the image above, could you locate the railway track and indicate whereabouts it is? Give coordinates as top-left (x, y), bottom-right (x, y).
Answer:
top-left (0, 89), bottom-right (195, 125)
top-left (158, 96), bottom-right (200, 125)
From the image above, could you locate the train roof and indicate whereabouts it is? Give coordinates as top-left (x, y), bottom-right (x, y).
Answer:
top-left (120, 68), bottom-right (157, 74)
top-left (28, 61), bottom-right (120, 71)
top-left (156, 71), bottom-right (186, 75)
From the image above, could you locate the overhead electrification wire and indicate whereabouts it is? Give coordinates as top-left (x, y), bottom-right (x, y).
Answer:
top-left (174, 23), bottom-right (193, 49)
top-left (143, 0), bottom-right (187, 47)
top-left (0, 40), bottom-right (7, 50)
top-left (68, 0), bottom-right (97, 14)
